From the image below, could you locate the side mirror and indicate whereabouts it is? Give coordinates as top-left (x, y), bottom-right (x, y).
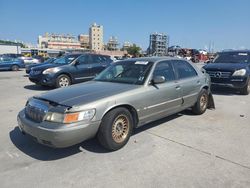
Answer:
top-left (74, 60), bottom-right (80, 66)
top-left (205, 60), bottom-right (211, 64)
top-left (152, 76), bottom-right (165, 84)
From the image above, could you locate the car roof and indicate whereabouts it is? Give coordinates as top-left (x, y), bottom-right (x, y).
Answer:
top-left (121, 56), bottom-right (187, 63)
top-left (219, 50), bottom-right (250, 53)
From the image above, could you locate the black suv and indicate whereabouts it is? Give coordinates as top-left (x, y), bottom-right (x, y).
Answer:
top-left (29, 53), bottom-right (112, 88)
top-left (203, 50), bottom-right (250, 95)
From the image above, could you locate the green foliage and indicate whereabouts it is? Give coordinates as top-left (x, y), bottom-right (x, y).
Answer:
top-left (0, 40), bottom-right (26, 48)
top-left (126, 44), bottom-right (141, 57)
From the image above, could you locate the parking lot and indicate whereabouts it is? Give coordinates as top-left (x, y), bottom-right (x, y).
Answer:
top-left (0, 68), bottom-right (250, 188)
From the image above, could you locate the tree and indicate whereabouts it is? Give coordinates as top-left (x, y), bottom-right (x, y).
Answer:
top-left (126, 44), bottom-right (141, 57)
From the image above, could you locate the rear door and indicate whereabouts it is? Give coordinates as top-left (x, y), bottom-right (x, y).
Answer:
top-left (0, 57), bottom-right (13, 70)
top-left (172, 60), bottom-right (201, 108)
top-left (89, 55), bottom-right (109, 77)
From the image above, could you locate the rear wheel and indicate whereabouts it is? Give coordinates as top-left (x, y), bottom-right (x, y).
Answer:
top-left (11, 65), bottom-right (19, 71)
top-left (192, 89), bottom-right (208, 115)
top-left (56, 74), bottom-right (71, 88)
top-left (97, 107), bottom-right (133, 151)
top-left (240, 79), bottom-right (250, 95)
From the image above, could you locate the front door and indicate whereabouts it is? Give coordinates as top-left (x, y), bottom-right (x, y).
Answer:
top-left (139, 60), bottom-right (183, 124)
top-left (72, 54), bottom-right (95, 83)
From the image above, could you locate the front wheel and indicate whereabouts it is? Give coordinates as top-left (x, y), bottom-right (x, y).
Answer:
top-left (11, 65), bottom-right (19, 71)
top-left (192, 89), bottom-right (208, 115)
top-left (56, 74), bottom-right (71, 88)
top-left (97, 107), bottom-right (133, 151)
top-left (240, 79), bottom-right (250, 95)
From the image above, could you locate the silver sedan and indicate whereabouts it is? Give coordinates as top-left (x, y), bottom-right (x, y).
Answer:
top-left (17, 57), bottom-right (215, 151)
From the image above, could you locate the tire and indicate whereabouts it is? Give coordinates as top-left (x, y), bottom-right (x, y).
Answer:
top-left (240, 79), bottom-right (250, 95)
top-left (56, 74), bottom-right (71, 88)
top-left (97, 107), bottom-right (133, 151)
top-left (192, 89), bottom-right (209, 115)
top-left (11, 65), bottom-right (19, 71)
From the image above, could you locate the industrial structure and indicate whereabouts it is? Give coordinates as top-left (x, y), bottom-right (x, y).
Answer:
top-left (147, 33), bottom-right (169, 56)
top-left (89, 23), bottom-right (104, 51)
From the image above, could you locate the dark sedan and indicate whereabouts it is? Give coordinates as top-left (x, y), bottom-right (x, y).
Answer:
top-left (203, 50), bottom-right (250, 95)
top-left (29, 53), bottom-right (113, 88)
top-left (0, 57), bottom-right (25, 71)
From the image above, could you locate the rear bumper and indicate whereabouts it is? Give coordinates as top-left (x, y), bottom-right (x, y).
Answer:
top-left (17, 110), bottom-right (101, 148)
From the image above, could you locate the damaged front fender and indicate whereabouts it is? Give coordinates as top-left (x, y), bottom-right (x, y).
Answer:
top-left (207, 92), bottom-right (215, 109)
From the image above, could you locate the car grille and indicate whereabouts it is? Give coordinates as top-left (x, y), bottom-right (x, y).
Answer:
top-left (30, 70), bottom-right (41, 75)
top-left (25, 102), bottom-right (47, 123)
top-left (206, 71), bottom-right (232, 78)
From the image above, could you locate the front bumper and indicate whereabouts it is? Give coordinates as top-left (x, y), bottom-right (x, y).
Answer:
top-left (210, 77), bottom-right (248, 89)
top-left (17, 110), bottom-right (101, 148)
top-left (29, 73), bottom-right (56, 87)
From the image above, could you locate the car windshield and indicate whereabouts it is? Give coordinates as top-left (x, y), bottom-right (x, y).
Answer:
top-left (213, 52), bottom-right (249, 63)
top-left (94, 60), bottom-right (153, 85)
top-left (53, 54), bottom-right (79, 64)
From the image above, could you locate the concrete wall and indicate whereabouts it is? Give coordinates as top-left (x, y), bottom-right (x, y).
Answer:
top-left (0, 44), bottom-right (21, 54)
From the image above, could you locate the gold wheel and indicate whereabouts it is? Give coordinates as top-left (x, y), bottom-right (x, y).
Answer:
top-left (200, 94), bottom-right (208, 111)
top-left (112, 115), bottom-right (130, 143)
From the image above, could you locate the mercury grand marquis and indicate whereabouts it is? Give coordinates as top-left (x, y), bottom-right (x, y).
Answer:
top-left (17, 57), bottom-right (215, 151)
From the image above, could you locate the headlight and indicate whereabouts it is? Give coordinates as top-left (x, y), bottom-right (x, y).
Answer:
top-left (45, 109), bottom-right (96, 123)
top-left (232, 69), bottom-right (246, 76)
top-left (42, 67), bottom-right (60, 75)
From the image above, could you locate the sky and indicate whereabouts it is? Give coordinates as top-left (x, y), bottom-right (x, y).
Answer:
top-left (0, 0), bottom-right (250, 51)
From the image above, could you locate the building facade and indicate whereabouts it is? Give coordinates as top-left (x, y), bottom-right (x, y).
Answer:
top-left (89, 23), bottom-right (104, 51)
top-left (38, 33), bottom-right (81, 50)
top-left (78, 34), bottom-right (90, 49)
top-left (148, 33), bottom-right (169, 56)
top-left (106, 36), bottom-right (119, 51)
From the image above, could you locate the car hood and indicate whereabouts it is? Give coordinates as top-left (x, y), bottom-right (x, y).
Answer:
top-left (35, 81), bottom-right (140, 107)
top-left (28, 62), bottom-right (50, 69)
top-left (31, 63), bottom-right (60, 71)
top-left (203, 63), bottom-right (248, 72)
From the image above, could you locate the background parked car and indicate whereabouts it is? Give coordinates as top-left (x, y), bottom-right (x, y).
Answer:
top-left (25, 58), bottom-right (55, 74)
top-left (203, 50), bottom-right (250, 95)
top-left (0, 57), bottom-right (25, 71)
top-left (29, 53), bottom-right (113, 88)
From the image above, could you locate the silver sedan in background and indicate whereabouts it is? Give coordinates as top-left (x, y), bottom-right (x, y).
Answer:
top-left (17, 57), bottom-right (215, 151)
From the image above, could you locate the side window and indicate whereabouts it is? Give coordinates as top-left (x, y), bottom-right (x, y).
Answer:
top-left (89, 55), bottom-right (101, 64)
top-left (173, 60), bottom-right (197, 79)
top-left (153, 61), bottom-right (176, 81)
top-left (77, 55), bottom-right (87, 64)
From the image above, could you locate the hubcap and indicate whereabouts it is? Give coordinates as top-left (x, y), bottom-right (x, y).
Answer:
top-left (112, 115), bottom-right (129, 143)
top-left (59, 77), bottom-right (69, 87)
top-left (200, 94), bottom-right (208, 111)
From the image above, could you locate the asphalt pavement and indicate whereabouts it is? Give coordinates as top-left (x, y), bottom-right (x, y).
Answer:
top-left (0, 69), bottom-right (250, 188)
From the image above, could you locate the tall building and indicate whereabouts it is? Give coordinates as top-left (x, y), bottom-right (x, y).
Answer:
top-left (107, 36), bottom-right (119, 51)
top-left (148, 33), bottom-right (169, 56)
top-left (89, 23), bottom-right (103, 51)
top-left (78, 34), bottom-right (90, 49)
top-left (38, 33), bottom-right (81, 49)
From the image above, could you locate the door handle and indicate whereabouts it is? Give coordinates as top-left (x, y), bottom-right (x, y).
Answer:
top-left (197, 80), bottom-right (201, 85)
top-left (87, 66), bottom-right (92, 69)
